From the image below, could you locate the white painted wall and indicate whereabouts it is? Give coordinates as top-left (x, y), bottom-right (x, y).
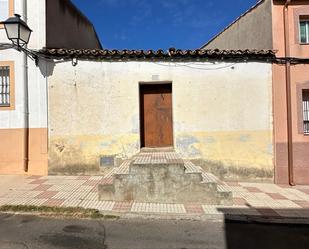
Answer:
top-left (48, 60), bottom-right (273, 174)
top-left (0, 0), bottom-right (47, 129)
top-left (49, 61), bottom-right (272, 135)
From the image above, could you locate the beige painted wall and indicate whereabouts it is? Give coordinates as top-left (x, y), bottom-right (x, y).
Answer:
top-left (48, 60), bottom-right (274, 179)
top-left (202, 0), bottom-right (273, 50)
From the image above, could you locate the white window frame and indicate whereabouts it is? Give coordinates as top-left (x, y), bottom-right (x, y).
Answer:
top-left (300, 19), bottom-right (309, 44)
top-left (0, 61), bottom-right (15, 110)
top-left (303, 90), bottom-right (309, 135)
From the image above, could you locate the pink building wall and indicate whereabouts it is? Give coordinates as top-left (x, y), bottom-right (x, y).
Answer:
top-left (272, 0), bottom-right (309, 184)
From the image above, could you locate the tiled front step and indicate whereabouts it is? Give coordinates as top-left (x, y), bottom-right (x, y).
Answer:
top-left (114, 159), bottom-right (131, 175)
top-left (98, 181), bottom-right (231, 204)
top-left (98, 152), bottom-right (233, 204)
top-left (183, 161), bottom-right (232, 205)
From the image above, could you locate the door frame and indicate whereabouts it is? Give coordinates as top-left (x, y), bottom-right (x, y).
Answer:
top-left (138, 81), bottom-right (174, 149)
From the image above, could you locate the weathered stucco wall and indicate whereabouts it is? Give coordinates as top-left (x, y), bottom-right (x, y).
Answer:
top-left (48, 61), bottom-right (273, 180)
top-left (202, 0), bottom-right (273, 50)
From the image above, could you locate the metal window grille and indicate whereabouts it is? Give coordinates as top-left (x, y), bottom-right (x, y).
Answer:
top-left (0, 66), bottom-right (10, 106)
top-left (303, 90), bottom-right (309, 134)
top-left (300, 20), bottom-right (309, 44)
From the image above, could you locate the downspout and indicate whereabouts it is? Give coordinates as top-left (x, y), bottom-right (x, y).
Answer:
top-left (23, 0), bottom-right (29, 172)
top-left (283, 0), bottom-right (295, 185)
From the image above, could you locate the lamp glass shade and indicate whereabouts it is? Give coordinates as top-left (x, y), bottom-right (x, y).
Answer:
top-left (19, 22), bottom-right (31, 45)
top-left (4, 22), bottom-right (18, 41)
top-left (2, 14), bottom-right (32, 47)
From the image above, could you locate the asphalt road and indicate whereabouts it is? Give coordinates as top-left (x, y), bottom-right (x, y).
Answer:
top-left (0, 213), bottom-right (309, 249)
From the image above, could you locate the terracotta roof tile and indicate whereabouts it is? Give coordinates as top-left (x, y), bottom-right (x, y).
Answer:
top-left (39, 48), bottom-right (276, 61)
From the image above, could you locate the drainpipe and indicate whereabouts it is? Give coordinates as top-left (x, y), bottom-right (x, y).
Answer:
top-left (283, 0), bottom-right (295, 185)
top-left (23, 0), bottom-right (29, 172)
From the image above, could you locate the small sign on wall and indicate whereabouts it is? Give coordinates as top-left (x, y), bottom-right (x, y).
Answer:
top-left (100, 155), bottom-right (115, 167)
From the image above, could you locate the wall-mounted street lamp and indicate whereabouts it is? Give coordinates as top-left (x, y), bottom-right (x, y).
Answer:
top-left (1, 14), bottom-right (37, 63)
top-left (2, 14), bottom-right (32, 49)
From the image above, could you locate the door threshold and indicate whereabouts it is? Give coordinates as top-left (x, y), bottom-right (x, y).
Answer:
top-left (140, 147), bottom-right (175, 152)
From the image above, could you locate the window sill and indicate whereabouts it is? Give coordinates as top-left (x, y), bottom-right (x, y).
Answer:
top-left (300, 43), bottom-right (309, 46)
top-left (0, 105), bottom-right (14, 111)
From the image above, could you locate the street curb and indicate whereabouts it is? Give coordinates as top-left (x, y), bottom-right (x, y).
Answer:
top-left (2, 208), bottom-right (309, 225)
top-left (224, 214), bottom-right (309, 225)
top-left (99, 210), bottom-right (309, 224)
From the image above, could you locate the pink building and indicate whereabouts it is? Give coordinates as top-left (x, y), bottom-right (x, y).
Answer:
top-left (202, 0), bottom-right (309, 185)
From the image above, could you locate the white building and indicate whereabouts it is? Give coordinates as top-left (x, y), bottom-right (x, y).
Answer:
top-left (0, 1), bottom-right (276, 183)
top-left (0, 0), bottom-right (101, 175)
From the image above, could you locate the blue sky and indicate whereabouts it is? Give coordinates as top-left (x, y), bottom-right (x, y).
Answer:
top-left (72, 0), bottom-right (258, 50)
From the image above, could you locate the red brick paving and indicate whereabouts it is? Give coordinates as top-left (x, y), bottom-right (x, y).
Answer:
top-left (36, 191), bottom-right (58, 199)
top-left (33, 184), bottom-right (52, 191)
top-left (83, 180), bottom-right (100, 186)
top-left (77, 176), bottom-right (91, 180)
top-left (233, 198), bottom-right (247, 206)
top-left (266, 193), bottom-right (288, 200)
top-left (44, 199), bottom-right (64, 207)
top-left (278, 184), bottom-right (292, 189)
top-left (184, 204), bottom-right (204, 214)
top-left (29, 179), bottom-right (47, 185)
top-left (100, 178), bottom-right (113, 185)
top-left (27, 176), bottom-right (42, 180)
top-left (226, 182), bottom-right (241, 187)
top-left (293, 200), bottom-right (309, 208)
top-left (298, 189), bottom-right (309, 195)
top-left (112, 202), bottom-right (132, 212)
top-left (244, 187), bottom-right (262, 193)
top-left (90, 187), bottom-right (98, 193)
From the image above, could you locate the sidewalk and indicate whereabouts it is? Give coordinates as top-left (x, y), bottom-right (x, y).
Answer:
top-left (1, 174), bottom-right (309, 221)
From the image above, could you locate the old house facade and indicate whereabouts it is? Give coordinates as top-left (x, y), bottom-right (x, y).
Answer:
top-left (2, 0), bottom-right (307, 187)
top-left (0, 0), bottom-right (101, 175)
top-left (39, 48), bottom-right (275, 182)
top-left (202, 0), bottom-right (309, 184)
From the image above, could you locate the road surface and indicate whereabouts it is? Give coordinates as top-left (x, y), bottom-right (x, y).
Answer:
top-left (0, 213), bottom-right (309, 249)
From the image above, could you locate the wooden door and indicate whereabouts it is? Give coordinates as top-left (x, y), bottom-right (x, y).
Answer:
top-left (140, 84), bottom-right (173, 148)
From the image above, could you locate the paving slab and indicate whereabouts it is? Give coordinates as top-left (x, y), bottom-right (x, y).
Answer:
top-left (1, 173), bottom-right (309, 223)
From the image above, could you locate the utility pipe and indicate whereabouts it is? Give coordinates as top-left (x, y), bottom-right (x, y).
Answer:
top-left (23, 0), bottom-right (29, 172)
top-left (283, 0), bottom-right (294, 185)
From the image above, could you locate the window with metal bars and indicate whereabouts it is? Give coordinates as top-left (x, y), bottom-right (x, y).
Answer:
top-left (300, 19), bottom-right (309, 44)
top-left (303, 90), bottom-right (309, 134)
top-left (0, 66), bottom-right (10, 106)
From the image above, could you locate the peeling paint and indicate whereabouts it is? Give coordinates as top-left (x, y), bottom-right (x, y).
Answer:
top-left (49, 134), bottom-right (139, 173)
top-left (48, 61), bottom-right (273, 178)
top-left (176, 130), bottom-right (273, 172)
top-left (239, 134), bottom-right (251, 142)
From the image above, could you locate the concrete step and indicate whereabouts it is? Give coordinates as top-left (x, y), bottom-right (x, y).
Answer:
top-left (114, 159), bottom-right (131, 175)
top-left (98, 151), bottom-right (233, 204)
top-left (184, 160), bottom-right (202, 174)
